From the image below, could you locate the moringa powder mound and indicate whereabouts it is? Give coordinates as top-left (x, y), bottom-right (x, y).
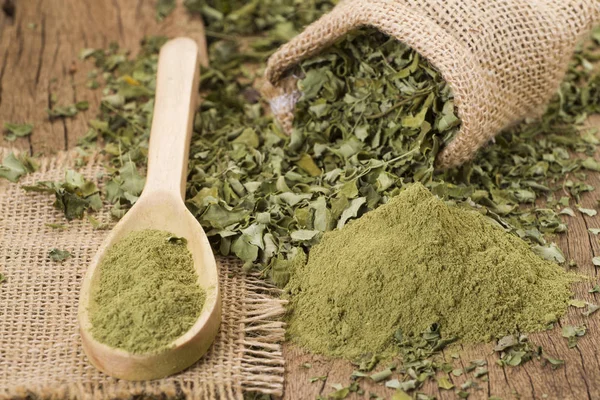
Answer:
top-left (285, 184), bottom-right (575, 359)
top-left (89, 229), bottom-right (206, 354)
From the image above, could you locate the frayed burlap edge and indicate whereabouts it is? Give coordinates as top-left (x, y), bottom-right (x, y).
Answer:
top-left (0, 149), bottom-right (286, 400)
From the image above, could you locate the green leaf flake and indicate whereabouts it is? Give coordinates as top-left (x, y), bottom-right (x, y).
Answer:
top-left (385, 379), bottom-right (416, 391)
top-left (543, 354), bottom-right (565, 369)
top-left (559, 207), bottom-right (575, 217)
top-left (578, 207), bottom-right (597, 217)
top-left (231, 235), bottom-right (259, 263)
top-left (568, 299), bottom-right (587, 308)
top-left (474, 367), bottom-right (488, 378)
top-left (290, 229), bottom-right (320, 242)
top-left (337, 197), bottom-right (366, 229)
top-left (325, 386), bottom-right (350, 400)
top-left (3, 122), bottom-right (33, 141)
top-left (0, 273), bottom-right (6, 284)
top-left (589, 284), bottom-right (600, 293)
top-left (0, 152), bottom-right (28, 182)
top-left (532, 243), bottom-right (565, 264)
top-left (593, 256), bottom-right (600, 267)
top-left (48, 248), bottom-right (72, 262)
top-left (45, 223), bottom-right (67, 230)
top-left (589, 228), bottom-right (600, 235)
top-left (562, 325), bottom-right (586, 348)
top-left (391, 391), bottom-right (412, 400)
top-left (370, 368), bottom-right (393, 383)
top-left (494, 335), bottom-right (518, 352)
top-left (583, 303), bottom-right (600, 317)
top-left (167, 235), bottom-right (188, 245)
top-left (437, 377), bottom-right (454, 390)
top-left (297, 153), bottom-right (322, 177)
top-left (582, 157), bottom-right (600, 172)
top-left (87, 215), bottom-right (109, 230)
top-left (401, 106), bottom-right (428, 129)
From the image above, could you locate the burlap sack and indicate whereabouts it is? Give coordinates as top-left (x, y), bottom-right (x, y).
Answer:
top-left (264, 0), bottom-right (600, 168)
top-left (0, 150), bottom-right (286, 400)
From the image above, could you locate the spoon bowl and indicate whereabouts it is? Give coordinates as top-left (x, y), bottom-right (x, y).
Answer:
top-left (78, 37), bottom-right (221, 381)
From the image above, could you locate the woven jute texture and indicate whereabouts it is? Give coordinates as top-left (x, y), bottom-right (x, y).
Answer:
top-left (264, 0), bottom-right (600, 168)
top-left (0, 150), bottom-right (286, 400)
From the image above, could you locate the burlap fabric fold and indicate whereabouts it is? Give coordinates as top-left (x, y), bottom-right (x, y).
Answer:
top-left (264, 0), bottom-right (600, 168)
top-left (0, 150), bottom-right (286, 400)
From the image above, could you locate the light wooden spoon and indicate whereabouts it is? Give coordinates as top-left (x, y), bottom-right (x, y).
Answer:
top-left (78, 37), bottom-right (221, 381)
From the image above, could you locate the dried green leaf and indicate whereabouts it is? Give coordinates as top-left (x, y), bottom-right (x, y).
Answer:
top-left (48, 248), bottom-right (72, 262)
top-left (370, 368), bottom-right (393, 383)
top-left (437, 377), bottom-right (454, 390)
top-left (3, 122), bottom-right (33, 141)
top-left (568, 299), bottom-right (587, 308)
top-left (337, 197), bottom-right (366, 229)
top-left (578, 207), bottom-right (597, 216)
top-left (583, 303), bottom-right (600, 317)
top-left (494, 335), bottom-right (519, 352)
top-left (0, 152), bottom-right (28, 182)
top-left (543, 354), bottom-right (565, 369)
top-left (559, 207), bottom-right (575, 217)
top-left (326, 387), bottom-right (350, 399)
top-left (45, 223), bottom-right (67, 230)
top-left (167, 235), bottom-right (188, 245)
top-left (532, 243), bottom-right (565, 263)
top-left (391, 391), bottom-right (412, 400)
top-left (297, 153), bottom-right (322, 177)
top-left (582, 157), bottom-right (600, 172)
top-left (291, 229), bottom-right (320, 242)
top-left (385, 379), bottom-right (416, 391)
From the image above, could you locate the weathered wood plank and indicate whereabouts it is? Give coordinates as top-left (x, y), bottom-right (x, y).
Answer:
top-left (0, 0), bottom-right (206, 155)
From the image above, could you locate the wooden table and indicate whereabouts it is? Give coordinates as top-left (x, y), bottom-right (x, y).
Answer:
top-left (2, 1), bottom-right (599, 399)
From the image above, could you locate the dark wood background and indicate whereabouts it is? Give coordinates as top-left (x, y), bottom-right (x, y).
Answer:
top-left (1, 1), bottom-right (599, 398)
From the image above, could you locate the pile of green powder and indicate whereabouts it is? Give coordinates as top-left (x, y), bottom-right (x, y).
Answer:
top-left (89, 229), bottom-right (206, 354)
top-left (285, 184), bottom-right (575, 359)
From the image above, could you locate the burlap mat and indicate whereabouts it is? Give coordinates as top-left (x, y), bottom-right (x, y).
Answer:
top-left (264, 0), bottom-right (600, 168)
top-left (0, 150), bottom-right (286, 400)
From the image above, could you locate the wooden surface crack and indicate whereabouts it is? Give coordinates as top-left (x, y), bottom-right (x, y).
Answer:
top-left (575, 346), bottom-right (593, 400)
top-left (111, 0), bottom-right (125, 40)
top-left (34, 14), bottom-right (46, 87)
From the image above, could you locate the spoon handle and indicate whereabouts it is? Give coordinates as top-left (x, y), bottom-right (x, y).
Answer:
top-left (144, 37), bottom-right (200, 200)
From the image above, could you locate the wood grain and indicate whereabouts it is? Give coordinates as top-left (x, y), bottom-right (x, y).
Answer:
top-left (2, 1), bottom-right (600, 399)
top-left (0, 0), bottom-right (206, 155)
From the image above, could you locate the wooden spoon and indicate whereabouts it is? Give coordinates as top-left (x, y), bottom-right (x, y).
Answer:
top-left (78, 37), bottom-right (221, 381)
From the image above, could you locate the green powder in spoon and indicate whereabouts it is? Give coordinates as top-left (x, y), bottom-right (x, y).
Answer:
top-left (285, 183), bottom-right (575, 359)
top-left (89, 229), bottom-right (206, 354)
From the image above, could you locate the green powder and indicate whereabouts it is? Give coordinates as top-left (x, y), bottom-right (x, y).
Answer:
top-left (285, 184), bottom-right (575, 359)
top-left (89, 229), bottom-right (206, 354)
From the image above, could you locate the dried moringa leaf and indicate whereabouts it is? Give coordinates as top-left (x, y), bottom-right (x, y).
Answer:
top-left (3, 122), bottom-right (33, 141)
top-left (48, 248), bottom-right (72, 262)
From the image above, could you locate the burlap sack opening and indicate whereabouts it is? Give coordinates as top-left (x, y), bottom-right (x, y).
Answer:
top-left (0, 149), bottom-right (286, 400)
top-left (264, 0), bottom-right (600, 168)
